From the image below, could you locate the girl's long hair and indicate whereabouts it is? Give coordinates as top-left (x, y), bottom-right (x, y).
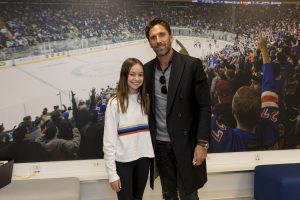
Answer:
top-left (112, 58), bottom-right (150, 114)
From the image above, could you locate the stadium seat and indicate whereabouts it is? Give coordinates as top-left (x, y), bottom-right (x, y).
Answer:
top-left (0, 177), bottom-right (80, 200)
top-left (254, 163), bottom-right (300, 200)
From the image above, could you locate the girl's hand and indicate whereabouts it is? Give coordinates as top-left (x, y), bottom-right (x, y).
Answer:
top-left (110, 179), bottom-right (122, 192)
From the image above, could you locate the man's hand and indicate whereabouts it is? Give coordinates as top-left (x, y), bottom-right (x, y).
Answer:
top-left (258, 33), bottom-right (268, 51)
top-left (110, 179), bottom-right (122, 192)
top-left (192, 145), bottom-right (207, 166)
top-left (257, 33), bottom-right (270, 64)
top-left (71, 90), bottom-right (76, 97)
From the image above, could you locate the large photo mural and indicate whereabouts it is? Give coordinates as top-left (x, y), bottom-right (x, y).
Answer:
top-left (0, 0), bottom-right (299, 163)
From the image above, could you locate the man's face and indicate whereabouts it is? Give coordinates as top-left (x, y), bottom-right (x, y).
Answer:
top-left (250, 79), bottom-right (261, 92)
top-left (218, 67), bottom-right (225, 76)
top-left (148, 24), bottom-right (173, 57)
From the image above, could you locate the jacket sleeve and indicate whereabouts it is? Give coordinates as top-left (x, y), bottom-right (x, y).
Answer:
top-left (103, 99), bottom-right (120, 183)
top-left (193, 58), bottom-right (212, 142)
top-left (61, 128), bottom-right (81, 154)
top-left (72, 95), bottom-right (79, 127)
top-left (35, 135), bottom-right (46, 143)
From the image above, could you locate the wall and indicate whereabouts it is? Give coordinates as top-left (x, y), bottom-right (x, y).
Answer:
top-left (12, 149), bottom-right (300, 199)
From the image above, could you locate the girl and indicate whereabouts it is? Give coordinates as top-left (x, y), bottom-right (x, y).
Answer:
top-left (103, 58), bottom-right (154, 200)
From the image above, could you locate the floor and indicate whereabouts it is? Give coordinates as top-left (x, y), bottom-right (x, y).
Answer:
top-left (102, 196), bottom-right (253, 200)
top-left (144, 198), bottom-right (253, 200)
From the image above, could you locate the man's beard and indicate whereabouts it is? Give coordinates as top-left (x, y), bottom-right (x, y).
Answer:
top-left (154, 43), bottom-right (172, 57)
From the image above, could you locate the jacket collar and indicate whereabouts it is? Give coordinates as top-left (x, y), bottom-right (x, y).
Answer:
top-left (166, 50), bottom-right (185, 116)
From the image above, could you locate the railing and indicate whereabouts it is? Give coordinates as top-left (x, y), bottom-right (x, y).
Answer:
top-left (0, 29), bottom-right (236, 62)
top-left (0, 91), bottom-right (72, 130)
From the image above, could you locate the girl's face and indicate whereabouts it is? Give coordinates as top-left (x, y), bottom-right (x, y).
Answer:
top-left (127, 63), bottom-right (144, 94)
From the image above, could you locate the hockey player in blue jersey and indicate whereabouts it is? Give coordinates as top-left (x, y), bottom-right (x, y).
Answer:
top-left (210, 35), bottom-right (279, 152)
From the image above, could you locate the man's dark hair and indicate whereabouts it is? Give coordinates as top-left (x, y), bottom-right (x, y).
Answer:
top-left (0, 123), bottom-right (4, 133)
top-left (253, 60), bottom-right (263, 72)
top-left (88, 110), bottom-right (98, 123)
top-left (51, 110), bottom-right (61, 123)
top-left (42, 108), bottom-right (48, 115)
top-left (271, 62), bottom-right (281, 77)
top-left (23, 115), bottom-right (31, 123)
top-left (276, 52), bottom-right (287, 64)
top-left (44, 124), bottom-right (58, 140)
top-left (145, 18), bottom-right (171, 41)
top-left (12, 125), bottom-right (27, 143)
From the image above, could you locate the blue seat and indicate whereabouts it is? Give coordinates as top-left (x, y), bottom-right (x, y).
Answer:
top-left (254, 163), bottom-right (300, 200)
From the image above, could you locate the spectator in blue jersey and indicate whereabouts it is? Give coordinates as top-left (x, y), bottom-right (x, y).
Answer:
top-left (98, 98), bottom-right (108, 121)
top-left (210, 35), bottom-right (279, 152)
top-left (210, 86), bottom-right (260, 152)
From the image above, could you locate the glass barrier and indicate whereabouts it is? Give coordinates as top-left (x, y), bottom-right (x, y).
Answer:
top-left (0, 30), bottom-right (235, 62)
top-left (0, 91), bottom-right (71, 130)
top-left (0, 29), bottom-right (235, 129)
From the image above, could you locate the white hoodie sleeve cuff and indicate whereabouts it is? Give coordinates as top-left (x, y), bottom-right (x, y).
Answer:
top-left (109, 173), bottom-right (120, 183)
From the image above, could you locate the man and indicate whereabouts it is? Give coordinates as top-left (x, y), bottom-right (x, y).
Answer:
top-left (144, 18), bottom-right (211, 200)
top-left (78, 110), bottom-right (104, 159)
